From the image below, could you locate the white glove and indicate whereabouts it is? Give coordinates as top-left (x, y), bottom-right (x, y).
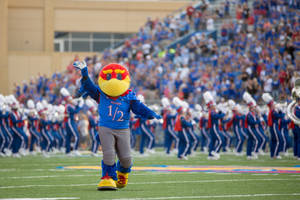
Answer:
top-left (78, 98), bottom-right (84, 108)
top-left (73, 60), bottom-right (87, 70)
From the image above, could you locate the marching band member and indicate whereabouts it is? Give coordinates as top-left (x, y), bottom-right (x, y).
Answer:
top-left (86, 99), bottom-right (101, 156)
top-left (57, 105), bottom-right (67, 153)
top-left (162, 97), bottom-right (178, 155)
top-left (27, 100), bottom-right (41, 154)
top-left (254, 106), bottom-right (267, 155)
top-left (51, 109), bottom-right (64, 153)
top-left (39, 107), bottom-right (52, 157)
top-left (61, 88), bottom-right (83, 156)
top-left (292, 103), bottom-right (300, 160)
top-left (9, 100), bottom-right (28, 157)
top-left (226, 103), bottom-right (245, 155)
top-left (243, 92), bottom-right (260, 159)
top-left (199, 111), bottom-right (210, 153)
top-left (137, 95), bottom-right (156, 155)
top-left (0, 97), bottom-right (13, 156)
top-left (173, 97), bottom-right (189, 160)
top-left (262, 93), bottom-right (284, 159)
top-left (204, 91), bottom-right (224, 160)
top-left (287, 79), bottom-right (300, 160)
top-left (279, 111), bottom-right (291, 156)
top-left (184, 109), bottom-right (198, 157)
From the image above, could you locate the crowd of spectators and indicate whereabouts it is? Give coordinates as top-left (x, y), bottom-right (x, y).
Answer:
top-left (14, 0), bottom-right (300, 107)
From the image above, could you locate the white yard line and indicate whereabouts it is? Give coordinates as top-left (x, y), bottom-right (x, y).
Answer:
top-left (251, 174), bottom-right (278, 176)
top-left (0, 175), bottom-right (97, 179)
top-left (0, 198), bottom-right (79, 200)
top-left (105, 193), bottom-right (300, 200)
top-left (0, 178), bottom-right (299, 189)
top-left (128, 178), bottom-right (300, 185)
top-left (0, 184), bottom-right (95, 189)
top-left (0, 172), bottom-right (190, 179)
top-left (0, 169), bottom-right (16, 172)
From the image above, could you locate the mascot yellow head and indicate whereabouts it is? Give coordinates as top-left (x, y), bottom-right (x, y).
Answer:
top-left (98, 63), bottom-right (131, 97)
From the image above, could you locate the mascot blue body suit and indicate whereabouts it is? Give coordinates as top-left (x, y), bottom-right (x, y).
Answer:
top-left (74, 61), bottom-right (160, 190)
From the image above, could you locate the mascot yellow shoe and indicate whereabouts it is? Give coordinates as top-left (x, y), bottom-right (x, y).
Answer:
top-left (97, 161), bottom-right (118, 190)
top-left (97, 176), bottom-right (117, 190)
top-left (116, 171), bottom-right (129, 188)
top-left (116, 161), bottom-right (131, 189)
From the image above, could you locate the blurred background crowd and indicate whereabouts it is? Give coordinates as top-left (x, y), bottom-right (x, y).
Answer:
top-left (13, 0), bottom-right (299, 107)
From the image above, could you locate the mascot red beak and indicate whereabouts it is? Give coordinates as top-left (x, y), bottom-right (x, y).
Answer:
top-left (98, 63), bottom-right (131, 97)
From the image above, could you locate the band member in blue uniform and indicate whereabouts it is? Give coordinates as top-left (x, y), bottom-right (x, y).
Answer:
top-left (87, 106), bottom-right (101, 155)
top-left (199, 112), bottom-right (210, 152)
top-left (9, 102), bottom-right (27, 156)
top-left (64, 96), bottom-right (82, 155)
top-left (226, 105), bottom-right (245, 155)
top-left (162, 106), bottom-right (178, 154)
top-left (243, 92), bottom-right (260, 159)
top-left (39, 110), bottom-right (52, 156)
top-left (262, 93), bottom-right (284, 159)
top-left (279, 113), bottom-right (291, 155)
top-left (0, 105), bottom-right (13, 156)
top-left (28, 109), bottom-right (41, 153)
top-left (174, 106), bottom-right (190, 160)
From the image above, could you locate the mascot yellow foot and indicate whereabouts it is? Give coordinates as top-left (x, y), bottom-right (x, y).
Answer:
top-left (116, 171), bottom-right (129, 189)
top-left (98, 161), bottom-right (118, 191)
top-left (97, 176), bottom-right (117, 190)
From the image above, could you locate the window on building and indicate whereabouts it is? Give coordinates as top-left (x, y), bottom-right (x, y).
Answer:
top-left (54, 32), bottom-right (133, 52)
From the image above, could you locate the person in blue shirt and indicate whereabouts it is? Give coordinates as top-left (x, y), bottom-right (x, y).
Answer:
top-left (74, 61), bottom-right (160, 190)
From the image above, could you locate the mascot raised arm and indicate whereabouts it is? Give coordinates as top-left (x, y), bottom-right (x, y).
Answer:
top-left (73, 61), bottom-right (161, 190)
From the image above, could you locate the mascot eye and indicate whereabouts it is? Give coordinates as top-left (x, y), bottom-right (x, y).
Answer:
top-left (106, 73), bottom-right (112, 80)
top-left (117, 73), bottom-right (122, 80)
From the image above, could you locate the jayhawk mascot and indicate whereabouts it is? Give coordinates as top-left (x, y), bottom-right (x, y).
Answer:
top-left (74, 61), bottom-right (161, 190)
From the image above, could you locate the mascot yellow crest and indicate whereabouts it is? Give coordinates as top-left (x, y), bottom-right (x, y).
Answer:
top-left (98, 63), bottom-right (131, 97)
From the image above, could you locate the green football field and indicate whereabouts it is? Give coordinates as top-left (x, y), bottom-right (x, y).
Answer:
top-left (1, 150), bottom-right (300, 200)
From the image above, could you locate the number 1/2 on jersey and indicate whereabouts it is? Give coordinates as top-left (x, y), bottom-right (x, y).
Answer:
top-left (108, 105), bottom-right (124, 121)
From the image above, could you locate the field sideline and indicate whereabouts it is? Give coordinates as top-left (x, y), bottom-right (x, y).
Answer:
top-left (0, 150), bottom-right (300, 200)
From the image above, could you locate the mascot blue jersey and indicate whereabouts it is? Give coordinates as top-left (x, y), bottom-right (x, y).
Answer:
top-left (80, 67), bottom-right (158, 129)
